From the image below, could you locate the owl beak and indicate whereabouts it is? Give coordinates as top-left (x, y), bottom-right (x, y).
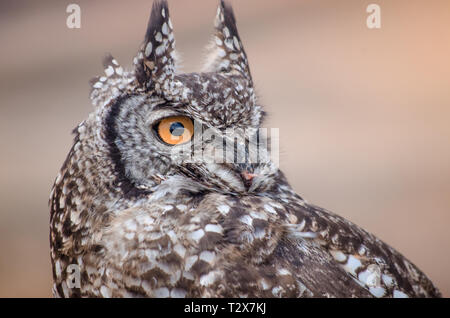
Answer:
top-left (240, 170), bottom-right (257, 191)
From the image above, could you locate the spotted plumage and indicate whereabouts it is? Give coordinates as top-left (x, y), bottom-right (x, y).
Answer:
top-left (49, 0), bottom-right (441, 298)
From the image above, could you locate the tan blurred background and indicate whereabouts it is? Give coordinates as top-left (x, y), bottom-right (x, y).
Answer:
top-left (0, 0), bottom-right (449, 297)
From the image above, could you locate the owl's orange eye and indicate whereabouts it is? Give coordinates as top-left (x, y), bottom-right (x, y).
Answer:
top-left (155, 116), bottom-right (194, 145)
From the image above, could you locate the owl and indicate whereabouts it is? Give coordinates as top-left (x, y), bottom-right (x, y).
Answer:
top-left (49, 0), bottom-right (441, 298)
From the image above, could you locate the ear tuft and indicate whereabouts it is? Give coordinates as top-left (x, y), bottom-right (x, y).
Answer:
top-left (89, 54), bottom-right (123, 97)
top-left (203, 0), bottom-right (252, 84)
top-left (135, 0), bottom-right (177, 93)
top-left (102, 54), bottom-right (124, 78)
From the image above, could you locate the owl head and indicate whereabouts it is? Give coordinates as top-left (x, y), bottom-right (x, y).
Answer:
top-left (87, 0), bottom-right (278, 199)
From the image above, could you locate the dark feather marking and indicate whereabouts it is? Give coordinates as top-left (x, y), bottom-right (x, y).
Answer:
top-left (144, 0), bottom-right (169, 45)
top-left (104, 94), bottom-right (151, 199)
top-left (220, 0), bottom-right (239, 40)
top-left (273, 238), bottom-right (373, 298)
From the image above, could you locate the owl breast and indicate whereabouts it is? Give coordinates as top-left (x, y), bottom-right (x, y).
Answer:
top-left (92, 188), bottom-right (291, 297)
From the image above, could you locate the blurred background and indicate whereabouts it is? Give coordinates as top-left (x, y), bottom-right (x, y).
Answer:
top-left (0, 0), bottom-right (449, 297)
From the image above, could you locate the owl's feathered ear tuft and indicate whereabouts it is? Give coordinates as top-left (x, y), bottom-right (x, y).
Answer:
top-left (89, 54), bottom-right (124, 90)
top-left (203, 0), bottom-right (252, 85)
top-left (134, 0), bottom-right (177, 93)
top-left (102, 54), bottom-right (124, 78)
top-left (89, 54), bottom-right (129, 107)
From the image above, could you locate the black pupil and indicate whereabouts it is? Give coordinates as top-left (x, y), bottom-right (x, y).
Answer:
top-left (169, 122), bottom-right (185, 136)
